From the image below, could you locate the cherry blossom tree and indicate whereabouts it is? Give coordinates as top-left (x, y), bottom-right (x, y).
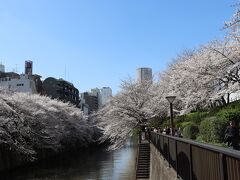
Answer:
top-left (95, 79), bottom-right (160, 149)
top-left (0, 89), bottom-right (96, 170)
top-left (96, 4), bottom-right (240, 150)
top-left (224, 3), bottom-right (240, 42)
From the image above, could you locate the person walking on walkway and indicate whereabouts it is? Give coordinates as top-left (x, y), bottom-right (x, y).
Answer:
top-left (224, 120), bottom-right (240, 150)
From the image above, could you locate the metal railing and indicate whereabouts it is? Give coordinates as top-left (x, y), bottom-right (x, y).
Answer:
top-left (150, 132), bottom-right (240, 180)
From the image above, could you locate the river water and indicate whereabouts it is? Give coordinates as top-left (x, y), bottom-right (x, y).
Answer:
top-left (2, 138), bottom-right (137, 180)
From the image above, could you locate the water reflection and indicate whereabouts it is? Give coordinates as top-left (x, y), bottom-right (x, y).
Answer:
top-left (2, 138), bottom-right (137, 180)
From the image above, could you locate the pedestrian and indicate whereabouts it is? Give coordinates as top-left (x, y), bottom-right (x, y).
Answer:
top-left (166, 127), bottom-right (170, 135)
top-left (147, 127), bottom-right (151, 142)
top-left (157, 127), bottom-right (162, 133)
top-left (224, 120), bottom-right (240, 150)
top-left (175, 127), bottom-right (182, 137)
top-left (153, 128), bottom-right (158, 133)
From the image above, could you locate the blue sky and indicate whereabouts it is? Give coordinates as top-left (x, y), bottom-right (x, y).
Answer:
top-left (0, 0), bottom-right (236, 94)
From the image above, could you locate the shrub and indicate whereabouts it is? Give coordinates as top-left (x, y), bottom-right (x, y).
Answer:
top-left (183, 123), bottom-right (199, 140)
top-left (178, 121), bottom-right (192, 130)
top-left (227, 99), bottom-right (240, 109)
top-left (199, 116), bottom-right (228, 143)
top-left (216, 108), bottom-right (240, 126)
top-left (161, 118), bottom-right (170, 128)
top-left (199, 101), bottom-right (240, 143)
top-left (184, 112), bottom-right (208, 125)
top-left (199, 117), bottom-right (215, 142)
top-left (174, 115), bottom-right (186, 123)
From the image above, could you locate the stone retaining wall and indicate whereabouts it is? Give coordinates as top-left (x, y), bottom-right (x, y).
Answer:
top-left (150, 143), bottom-right (178, 180)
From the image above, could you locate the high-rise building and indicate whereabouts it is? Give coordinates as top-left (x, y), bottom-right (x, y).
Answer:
top-left (136, 67), bottom-right (152, 82)
top-left (43, 77), bottom-right (80, 106)
top-left (80, 86), bottom-right (112, 114)
top-left (89, 87), bottom-right (112, 107)
top-left (81, 92), bottom-right (98, 113)
top-left (100, 87), bottom-right (112, 106)
top-left (0, 64), bottom-right (5, 72)
top-left (91, 88), bottom-right (100, 97)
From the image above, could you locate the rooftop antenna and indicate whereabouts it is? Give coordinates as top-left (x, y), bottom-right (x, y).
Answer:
top-left (15, 64), bottom-right (18, 73)
top-left (64, 64), bottom-right (66, 80)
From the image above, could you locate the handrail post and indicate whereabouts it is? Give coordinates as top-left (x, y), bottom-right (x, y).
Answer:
top-left (219, 153), bottom-right (227, 180)
top-left (168, 137), bottom-right (170, 168)
top-left (139, 130), bottom-right (141, 144)
top-left (175, 139), bottom-right (178, 178)
top-left (189, 144), bottom-right (193, 180)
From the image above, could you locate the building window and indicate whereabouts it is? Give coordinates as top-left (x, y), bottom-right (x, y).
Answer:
top-left (17, 83), bottom-right (24, 86)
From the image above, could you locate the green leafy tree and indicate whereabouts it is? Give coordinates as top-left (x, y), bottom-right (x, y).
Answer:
top-left (183, 123), bottom-right (199, 140)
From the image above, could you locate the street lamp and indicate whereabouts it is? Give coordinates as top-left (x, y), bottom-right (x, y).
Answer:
top-left (166, 96), bottom-right (176, 136)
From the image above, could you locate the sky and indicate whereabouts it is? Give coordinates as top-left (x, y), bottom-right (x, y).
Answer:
top-left (0, 0), bottom-right (237, 94)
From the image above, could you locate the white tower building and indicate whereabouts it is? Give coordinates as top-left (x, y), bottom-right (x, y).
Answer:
top-left (88, 87), bottom-right (112, 108)
top-left (100, 87), bottom-right (112, 106)
top-left (136, 67), bottom-right (152, 82)
top-left (91, 88), bottom-right (100, 97)
top-left (0, 74), bottom-right (37, 94)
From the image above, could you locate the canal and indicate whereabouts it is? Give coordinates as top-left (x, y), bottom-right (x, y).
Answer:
top-left (1, 138), bottom-right (137, 180)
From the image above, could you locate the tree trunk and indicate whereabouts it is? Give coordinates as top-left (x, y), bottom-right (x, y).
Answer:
top-left (227, 93), bottom-right (230, 104)
top-left (221, 96), bottom-right (227, 106)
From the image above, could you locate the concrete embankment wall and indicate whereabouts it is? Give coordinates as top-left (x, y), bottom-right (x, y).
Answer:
top-left (150, 143), bottom-right (178, 180)
top-left (0, 146), bottom-right (25, 172)
top-left (0, 142), bottom-right (103, 173)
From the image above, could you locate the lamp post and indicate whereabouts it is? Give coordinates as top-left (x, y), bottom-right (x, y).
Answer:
top-left (166, 96), bottom-right (176, 136)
